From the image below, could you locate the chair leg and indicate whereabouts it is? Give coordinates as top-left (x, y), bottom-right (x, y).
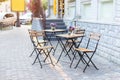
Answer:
top-left (41, 48), bottom-right (54, 66)
top-left (46, 49), bottom-right (54, 66)
top-left (31, 48), bottom-right (38, 64)
top-left (53, 41), bottom-right (59, 55)
top-left (42, 50), bottom-right (47, 62)
top-left (32, 53), bottom-right (39, 65)
top-left (78, 52), bottom-right (88, 65)
top-left (37, 54), bottom-right (43, 68)
top-left (43, 48), bottom-right (53, 62)
top-left (29, 48), bottom-right (35, 57)
top-left (83, 53), bottom-right (99, 72)
top-left (64, 42), bottom-right (72, 57)
top-left (56, 50), bottom-right (64, 63)
top-left (32, 49), bottom-right (42, 68)
top-left (74, 52), bottom-right (85, 69)
top-left (85, 53), bottom-right (98, 68)
top-left (70, 50), bottom-right (77, 68)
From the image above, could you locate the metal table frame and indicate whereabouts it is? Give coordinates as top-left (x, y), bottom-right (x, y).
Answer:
top-left (56, 33), bottom-right (84, 63)
top-left (44, 29), bottom-right (66, 55)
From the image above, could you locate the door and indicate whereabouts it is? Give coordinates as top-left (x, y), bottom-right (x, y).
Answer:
top-left (58, 0), bottom-right (64, 18)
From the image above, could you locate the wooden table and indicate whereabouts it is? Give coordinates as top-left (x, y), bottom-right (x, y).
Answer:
top-left (44, 29), bottom-right (66, 55)
top-left (56, 33), bottom-right (84, 63)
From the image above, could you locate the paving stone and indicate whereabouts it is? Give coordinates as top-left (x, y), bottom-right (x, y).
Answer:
top-left (0, 25), bottom-right (120, 80)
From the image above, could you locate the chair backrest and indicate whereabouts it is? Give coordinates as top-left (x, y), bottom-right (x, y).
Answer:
top-left (75, 29), bottom-right (85, 35)
top-left (74, 29), bottom-right (85, 47)
top-left (86, 33), bottom-right (101, 52)
top-left (28, 29), bottom-right (38, 47)
top-left (28, 29), bottom-right (45, 39)
top-left (90, 33), bottom-right (101, 41)
top-left (35, 31), bottom-right (44, 41)
top-left (28, 29), bottom-right (37, 40)
top-left (28, 29), bottom-right (45, 47)
top-left (36, 30), bottom-right (45, 37)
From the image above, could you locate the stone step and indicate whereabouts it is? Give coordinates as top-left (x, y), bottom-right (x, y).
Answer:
top-left (46, 25), bottom-right (66, 29)
top-left (46, 22), bottom-right (65, 25)
top-left (45, 19), bottom-right (67, 40)
top-left (46, 19), bottom-right (63, 22)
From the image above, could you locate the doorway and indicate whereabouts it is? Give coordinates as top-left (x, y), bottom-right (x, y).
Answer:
top-left (58, 0), bottom-right (64, 18)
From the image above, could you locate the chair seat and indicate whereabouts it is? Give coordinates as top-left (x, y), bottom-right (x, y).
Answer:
top-left (33, 40), bottom-right (47, 46)
top-left (68, 40), bottom-right (80, 43)
top-left (37, 46), bottom-right (54, 50)
top-left (38, 40), bottom-right (47, 43)
top-left (75, 48), bottom-right (93, 52)
top-left (33, 41), bottom-right (47, 46)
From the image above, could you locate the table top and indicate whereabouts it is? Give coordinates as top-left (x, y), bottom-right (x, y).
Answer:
top-left (44, 29), bottom-right (66, 32)
top-left (56, 33), bottom-right (84, 38)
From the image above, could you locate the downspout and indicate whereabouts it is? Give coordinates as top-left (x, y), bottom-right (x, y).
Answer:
top-left (70, 0), bottom-right (77, 26)
top-left (72, 0), bottom-right (77, 26)
top-left (74, 0), bottom-right (77, 18)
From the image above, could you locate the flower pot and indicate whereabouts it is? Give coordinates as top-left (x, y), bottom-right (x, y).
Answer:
top-left (68, 31), bottom-right (74, 35)
top-left (51, 26), bottom-right (56, 30)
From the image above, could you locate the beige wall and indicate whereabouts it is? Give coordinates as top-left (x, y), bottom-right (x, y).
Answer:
top-left (0, 1), bottom-right (11, 12)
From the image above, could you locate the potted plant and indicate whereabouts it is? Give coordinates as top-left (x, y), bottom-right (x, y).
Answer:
top-left (50, 23), bottom-right (57, 30)
top-left (68, 26), bottom-right (75, 35)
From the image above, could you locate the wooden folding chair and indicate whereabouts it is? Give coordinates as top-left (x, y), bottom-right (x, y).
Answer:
top-left (28, 29), bottom-right (38, 56)
top-left (64, 29), bottom-right (85, 56)
top-left (33, 31), bottom-right (54, 68)
top-left (28, 29), bottom-right (48, 57)
top-left (66, 29), bottom-right (85, 46)
top-left (28, 29), bottom-right (54, 68)
top-left (70, 33), bottom-right (101, 72)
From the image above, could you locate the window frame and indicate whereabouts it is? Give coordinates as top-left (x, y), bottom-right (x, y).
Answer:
top-left (80, 1), bottom-right (92, 20)
top-left (98, 0), bottom-right (114, 21)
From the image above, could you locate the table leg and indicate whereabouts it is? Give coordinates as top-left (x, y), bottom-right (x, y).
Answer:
top-left (56, 37), bottom-right (71, 63)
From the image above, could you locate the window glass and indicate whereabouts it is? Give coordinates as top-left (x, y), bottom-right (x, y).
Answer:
top-left (68, 6), bottom-right (75, 19)
top-left (99, 0), bottom-right (113, 21)
top-left (81, 3), bottom-right (91, 19)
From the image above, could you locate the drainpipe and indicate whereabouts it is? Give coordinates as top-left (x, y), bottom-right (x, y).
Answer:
top-left (74, 0), bottom-right (76, 18)
top-left (73, 0), bottom-right (77, 26)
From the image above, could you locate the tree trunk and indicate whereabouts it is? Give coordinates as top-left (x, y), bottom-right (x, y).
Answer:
top-left (32, 0), bottom-right (46, 29)
top-left (39, 0), bottom-right (46, 29)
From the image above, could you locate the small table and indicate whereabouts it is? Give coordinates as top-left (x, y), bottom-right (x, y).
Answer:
top-left (56, 33), bottom-right (84, 63)
top-left (44, 29), bottom-right (66, 33)
top-left (44, 29), bottom-right (66, 55)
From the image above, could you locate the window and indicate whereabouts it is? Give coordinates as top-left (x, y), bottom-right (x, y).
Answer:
top-left (68, 6), bottom-right (75, 19)
top-left (81, 3), bottom-right (91, 20)
top-left (68, 2), bottom-right (76, 19)
top-left (99, 0), bottom-right (113, 21)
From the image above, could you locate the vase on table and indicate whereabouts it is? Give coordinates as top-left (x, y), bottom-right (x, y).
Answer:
top-left (51, 26), bottom-right (56, 30)
top-left (50, 23), bottom-right (57, 31)
top-left (68, 31), bottom-right (74, 35)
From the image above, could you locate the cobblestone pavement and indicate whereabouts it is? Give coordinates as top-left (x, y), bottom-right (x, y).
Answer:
top-left (0, 25), bottom-right (120, 80)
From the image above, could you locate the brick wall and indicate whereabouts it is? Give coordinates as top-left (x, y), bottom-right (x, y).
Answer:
top-left (79, 21), bottom-right (120, 65)
top-left (64, 20), bottom-right (120, 65)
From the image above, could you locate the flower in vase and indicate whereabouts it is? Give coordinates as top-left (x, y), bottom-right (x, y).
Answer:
top-left (50, 23), bottom-right (57, 30)
top-left (68, 26), bottom-right (75, 35)
top-left (69, 26), bottom-right (75, 32)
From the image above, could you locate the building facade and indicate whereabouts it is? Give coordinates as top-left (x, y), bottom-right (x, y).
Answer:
top-left (49, 0), bottom-right (120, 65)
